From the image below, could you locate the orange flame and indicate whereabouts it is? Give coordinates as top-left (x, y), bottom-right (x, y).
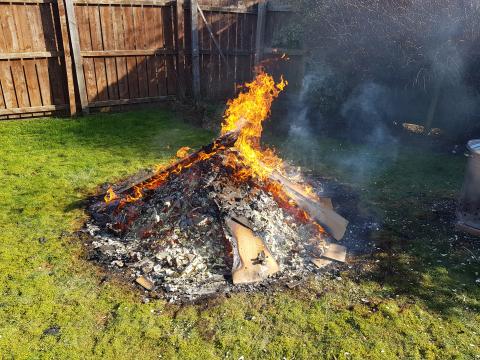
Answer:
top-left (176, 146), bottom-right (191, 158)
top-left (221, 70), bottom-right (287, 179)
top-left (104, 187), bottom-right (118, 204)
top-left (125, 185), bottom-right (143, 202)
top-left (101, 71), bottom-right (325, 238)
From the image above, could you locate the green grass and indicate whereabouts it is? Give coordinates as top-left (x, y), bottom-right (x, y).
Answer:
top-left (0, 110), bottom-right (479, 359)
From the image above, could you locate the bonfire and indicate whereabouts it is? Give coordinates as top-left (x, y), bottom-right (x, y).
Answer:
top-left (86, 71), bottom-right (348, 301)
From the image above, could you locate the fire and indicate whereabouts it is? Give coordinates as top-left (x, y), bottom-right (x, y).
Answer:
top-left (104, 71), bottom-right (288, 205)
top-left (176, 146), bottom-right (191, 158)
top-left (221, 70), bottom-right (287, 179)
top-left (106, 142), bottom-right (226, 207)
top-left (101, 70), bottom-right (328, 237)
top-left (104, 187), bottom-right (118, 203)
top-left (125, 185), bottom-right (143, 202)
top-left (264, 181), bottom-right (326, 236)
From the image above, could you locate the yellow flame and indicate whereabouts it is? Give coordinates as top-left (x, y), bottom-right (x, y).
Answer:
top-left (176, 146), bottom-right (191, 158)
top-left (104, 187), bottom-right (118, 203)
top-left (221, 70), bottom-right (287, 179)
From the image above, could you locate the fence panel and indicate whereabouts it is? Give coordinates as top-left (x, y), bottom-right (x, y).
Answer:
top-left (72, 0), bottom-right (177, 109)
top-left (0, 0), bottom-right (69, 119)
top-left (0, 0), bottom-right (303, 119)
top-left (193, 1), bottom-right (257, 99)
top-left (262, 4), bottom-right (304, 94)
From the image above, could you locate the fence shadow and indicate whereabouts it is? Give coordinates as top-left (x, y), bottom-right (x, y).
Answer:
top-left (74, 0), bottom-right (259, 110)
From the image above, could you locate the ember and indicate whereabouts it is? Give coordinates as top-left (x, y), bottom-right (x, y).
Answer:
top-left (85, 70), bottom-right (349, 301)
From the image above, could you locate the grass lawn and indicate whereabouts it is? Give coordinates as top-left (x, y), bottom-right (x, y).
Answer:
top-left (0, 109), bottom-right (479, 359)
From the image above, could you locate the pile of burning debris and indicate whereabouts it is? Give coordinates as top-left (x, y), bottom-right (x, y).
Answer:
top-left (85, 72), bottom-right (349, 301)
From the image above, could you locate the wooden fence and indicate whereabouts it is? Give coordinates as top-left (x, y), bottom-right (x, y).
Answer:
top-left (0, 0), bottom-right (303, 119)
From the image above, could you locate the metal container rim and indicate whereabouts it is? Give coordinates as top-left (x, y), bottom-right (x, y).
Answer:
top-left (467, 139), bottom-right (480, 154)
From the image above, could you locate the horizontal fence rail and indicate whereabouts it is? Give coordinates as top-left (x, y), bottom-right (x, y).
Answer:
top-left (0, 0), bottom-right (303, 120)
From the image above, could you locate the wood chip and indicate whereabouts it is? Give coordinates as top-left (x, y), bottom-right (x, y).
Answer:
top-left (318, 197), bottom-right (333, 209)
top-left (311, 258), bottom-right (332, 268)
top-left (136, 276), bottom-right (154, 290)
top-left (322, 243), bottom-right (347, 263)
top-left (226, 218), bottom-right (280, 284)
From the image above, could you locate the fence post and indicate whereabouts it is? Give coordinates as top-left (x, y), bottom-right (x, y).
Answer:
top-left (64, 0), bottom-right (89, 114)
top-left (254, 0), bottom-right (267, 67)
top-left (175, 0), bottom-right (186, 100)
top-left (57, 0), bottom-right (77, 116)
top-left (190, 0), bottom-right (201, 100)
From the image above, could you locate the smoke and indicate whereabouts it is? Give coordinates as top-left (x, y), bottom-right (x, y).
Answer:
top-left (287, 73), bottom-right (327, 140)
top-left (288, 0), bottom-right (480, 139)
top-left (337, 82), bottom-right (399, 182)
top-left (341, 82), bottom-right (397, 145)
top-left (283, 72), bottom-right (400, 184)
top-left (273, 0), bottom-right (480, 185)
top-left (280, 71), bottom-right (334, 171)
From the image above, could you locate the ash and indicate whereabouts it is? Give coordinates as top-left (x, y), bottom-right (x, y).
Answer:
top-left (85, 153), bottom-right (327, 302)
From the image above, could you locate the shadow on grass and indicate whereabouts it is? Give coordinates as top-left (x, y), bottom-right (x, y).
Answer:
top-left (64, 110), bottom-right (214, 157)
top-left (367, 201), bottom-right (480, 316)
top-left (270, 133), bottom-right (480, 317)
top-left (4, 109), bottom-right (215, 163)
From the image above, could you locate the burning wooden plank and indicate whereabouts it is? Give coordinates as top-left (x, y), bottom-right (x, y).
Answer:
top-left (103, 127), bottom-right (243, 206)
top-left (268, 171), bottom-right (348, 241)
top-left (225, 217), bottom-right (280, 284)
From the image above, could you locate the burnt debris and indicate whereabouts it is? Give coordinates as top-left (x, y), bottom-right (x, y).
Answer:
top-left (84, 142), bottom-right (349, 302)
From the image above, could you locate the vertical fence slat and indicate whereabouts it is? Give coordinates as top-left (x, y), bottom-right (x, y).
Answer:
top-left (155, 5), bottom-right (167, 96)
top-left (65, 0), bottom-right (89, 114)
top-left (49, 1), bottom-right (68, 106)
top-left (100, 5), bottom-right (119, 100)
top-left (89, 4), bottom-right (108, 101)
top-left (124, 6), bottom-right (138, 99)
top-left (77, 5), bottom-right (96, 102)
top-left (163, 5), bottom-right (176, 95)
top-left (190, 0), bottom-right (200, 100)
top-left (0, 62), bottom-right (18, 108)
top-left (58, 0), bottom-right (77, 115)
top-left (24, 5), bottom-right (43, 107)
top-left (144, 6), bottom-right (158, 97)
top-left (112, 6), bottom-right (129, 99)
top-left (254, 1), bottom-right (266, 67)
top-left (134, 5), bottom-right (148, 98)
top-left (37, 4), bottom-right (54, 106)
top-left (175, 0), bottom-right (185, 99)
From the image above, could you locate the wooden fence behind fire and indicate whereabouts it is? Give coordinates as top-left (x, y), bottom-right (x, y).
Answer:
top-left (0, 0), bottom-right (303, 120)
